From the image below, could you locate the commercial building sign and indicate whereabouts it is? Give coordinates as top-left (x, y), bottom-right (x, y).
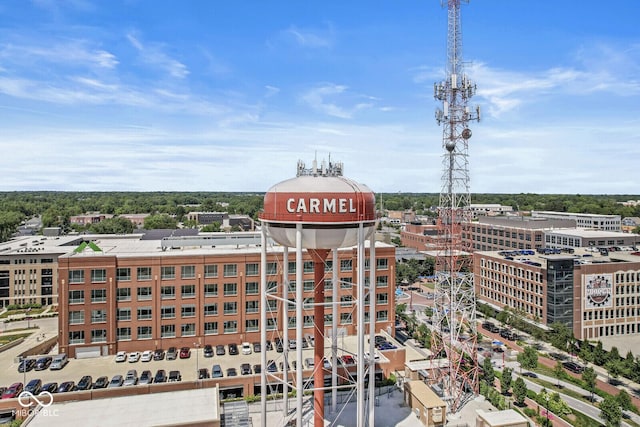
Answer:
top-left (584, 273), bottom-right (613, 309)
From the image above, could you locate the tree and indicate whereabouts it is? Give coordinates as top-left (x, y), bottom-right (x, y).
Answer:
top-left (144, 214), bottom-right (178, 229)
top-left (623, 350), bottom-right (635, 375)
top-left (600, 395), bottom-right (622, 427)
top-left (201, 222), bottom-right (221, 232)
top-left (582, 366), bottom-right (597, 402)
top-left (553, 361), bottom-right (565, 388)
top-left (482, 357), bottom-right (495, 385)
top-left (616, 389), bottom-right (633, 412)
top-left (89, 217), bottom-right (134, 234)
top-left (608, 346), bottom-right (621, 364)
top-left (594, 341), bottom-right (607, 366)
top-left (501, 367), bottom-right (513, 395)
top-left (606, 359), bottom-right (623, 382)
top-left (512, 377), bottom-right (527, 406)
top-left (579, 343), bottom-right (594, 364)
top-left (517, 346), bottom-right (538, 371)
top-left (549, 322), bottom-right (573, 352)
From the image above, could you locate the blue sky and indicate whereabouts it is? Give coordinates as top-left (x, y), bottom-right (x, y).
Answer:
top-left (0, 0), bottom-right (638, 194)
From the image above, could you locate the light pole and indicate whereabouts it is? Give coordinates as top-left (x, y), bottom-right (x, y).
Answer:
top-left (194, 342), bottom-right (200, 381)
top-left (544, 395), bottom-right (550, 427)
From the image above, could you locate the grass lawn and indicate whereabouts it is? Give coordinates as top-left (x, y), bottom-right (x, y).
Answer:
top-left (0, 307), bottom-right (46, 319)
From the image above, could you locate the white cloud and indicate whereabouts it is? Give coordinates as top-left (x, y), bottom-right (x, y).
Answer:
top-left (0, 41), bottom-right (118, 70)
top-left (300, 83), bottom-right (377, 119)
top-left (126, 33), bottom-right (189, 79)
top-left (284, 25), bottom-right (333, 48)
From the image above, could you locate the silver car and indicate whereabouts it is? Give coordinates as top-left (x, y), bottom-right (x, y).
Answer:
top-left (123, 370), bottom-right (138, 386)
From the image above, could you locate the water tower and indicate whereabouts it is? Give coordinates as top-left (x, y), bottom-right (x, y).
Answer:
top-left (259, 158), bottom-right (377, 427)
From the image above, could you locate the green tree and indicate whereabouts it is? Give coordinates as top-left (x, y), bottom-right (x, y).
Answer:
top-left (201, 222), bottom-right (221, 232)
top-left (606, 359), bottom-right (622, 382)
top-left (501, 367), bottom-right (513, 395)
top-left (512, 377), bottom-right (527, 406)
top-left (582, 366), bottom-right (597, 402)
top-left (517, 346), bottom-right (538, 371)
top-left (482, 357), bottom-right (495, 385)
top-left (623, 351), bottom-right (635, 375)
top-left (616, 389), bottom-right (632, 412)
top-left (89, 217), bottom-right (134, 234)
top-left (594, 341), bottom-right (606, 365)
top-left (553, 361), bottom-right (565, 388)
top-left (600, 395), bottom-right (622, 427)
top-left (608, 346), bottom-right (621, 364)
top-left (144, 214), bottom-right (178, 229)
top-left (579, 343), bottom-right (594, 364)
top-left (549, 322), bottom-right (573, 352)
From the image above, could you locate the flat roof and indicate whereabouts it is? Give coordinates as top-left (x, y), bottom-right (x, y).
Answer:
top-left (27, 387), bottom-right (219, 427)
top-left (405, 380), bottom-right (446, 408)
top-left (545, 228), bottom-right (638, 238)
top-left (476, 247), bottom-right (640, 269)
top-left (0, 235), bottom-right (85, 256)
top-left (476, 409), bottom-right (527, 426)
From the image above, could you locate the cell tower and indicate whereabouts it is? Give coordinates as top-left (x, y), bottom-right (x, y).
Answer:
top-left (430, 0), bottom-right (480, 413)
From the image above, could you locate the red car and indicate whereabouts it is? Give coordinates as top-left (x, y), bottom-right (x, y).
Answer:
top-left (2, 382), bottom-right (23, 399)
top-left (179, 347), bottom-right (191, 359)
top-left (340, 355), bottom-right (355, 365)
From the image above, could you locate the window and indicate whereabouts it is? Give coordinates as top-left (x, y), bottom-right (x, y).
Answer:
top-left (181, 305), bottom-right (196, 318)
top-left (266, 318), bottom-right (277, 330)
top-left (324, 260), bottom-right (333, 272)
top-left (204, 283), bottom-right (218, 297)
top-left (116, 288), bottom-right (131, 301)
top-left (91, 309), bottom-right (106, 323)
top-left (246, 319), bottom-right (259, 332)
top-left (303, 261), bottom-right (314, 273)
top-left (340, 260), bottom-right (352, 272)
top-left (376, 276), bottom-right (388, 288)
top-left (117, 327), bottom-right (131, 341)
top-left (341, 278), bottom-right (353, 289)
top-left (288, 262), bottom-right (296, 274)
top-left (245, 282), bottom-right (259, 295)
top-left (303, 315), bottom-right (314, 327)
top-left (69, 330), bottom-right (84, 345)
top-left (180, 265), bottom-right (196, 279)
top-left (376, 258), bottom-right (389, 270)
top-left (116, 268), bottom-right (131, 281)
top-left (181, 284), bottom-right (195, 298)
top-left (91, 329), bottom-right (107, 343)
top-left (91, 289), bottom-right (106, 303)
top-left (204, 303), bottom-right (218, 316)
top-left (161, 324), bottom-right (176, 338)
top-left (204, 264), bottom-right (218, 278)
top-left (161, 266), bottom-right (175, 280)
top-left (223, 302), bottom-right (238, 315)
top-left (340, 313), bottom-right (352, 324)
top-left (69, 290), bottom-right (84, 304)
top-left (69, 310), bottom-right (84, 325)
top-left (246, 300), bottom-right (259, 313)
top-left (137, 286), bottom-right (152, 301)
top-left (222, 264), bottom-right (237, 278)
top-left (137, 267), bottom-right (152, 281)
top-left (376, 293), bottom-right (388, 304)
top-left (246, 263), bottom-right (259, 276)
top-left (224, 282), bottom-right (237, 296)
top-left (204, 322), bottom-right (218, 335)
top-left (181, 323), bottom-right (196, 337)
top-left (161, 286), bottom-right (175, 299)
top-left (340, 295), bottom-right (353, 306)
top-left (161, 306), bottom-right (176, 319)
top-left (267, 281), bottom-right (278, 294)
top-left (69, 270), bottom-right (84, 284)
top-left (223, 320), bottom-right (238, 333)
top-left (90, 269), bottom-right (107, 283)
top-left (266, 300), bottom-right (277, 312)
top-left (267, 262), bottom-right (278, 275)
top-left (376, 310), bottom-right (389, 321)
top-left (303, 280), bottom-right (314, 291)
top-left (137, 326), bottom-right (152, 339)
top-left (116, 308), bottom-right (131, 321)
top-left (137, 307), bottom-right (152, 320)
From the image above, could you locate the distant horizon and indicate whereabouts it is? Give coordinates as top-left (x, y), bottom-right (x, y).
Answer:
top-left (0, 1), bottom-right (638, 193)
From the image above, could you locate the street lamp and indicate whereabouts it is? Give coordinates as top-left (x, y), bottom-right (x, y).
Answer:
top-left (544, 395), bottom-right (550, 427)
top-left (194, 342), bottom-right (200, 381)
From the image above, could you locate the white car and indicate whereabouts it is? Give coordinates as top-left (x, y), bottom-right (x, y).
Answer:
top-left (140, 350), bottom-right (153, 362)
top-left (127, 351), bottom-right (141, 363)
top-left (364, 351), bottom-right (381, 362)
top-left (115, 351), bottom-right (127, 363)
top-left (241, 342), bottom-right (252, 355)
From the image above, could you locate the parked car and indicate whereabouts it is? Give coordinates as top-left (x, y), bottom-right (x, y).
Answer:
top-left (240, 363), bottom-right (252, 375)
top-left (304, 333), bottom-right (314, 347)
top-left (212, 364), bottom-right (223, 378)
top-left (253, 364), bottom-right (262, 374)
top-left (108, 375), bottom-right (124, 388)
top-left (522, 372), bottom-right (538, 378)
top-left (265, 340), bottom-right (273, 351)
top-left (168, 370), bottom-right (182, 382)
top-left (123, 370), bottom-right (138, 386)
top-left (127, 351), bottom-right (141, 363)
top-left (562, 361), bottom-right (585, 374)
top-left (252, 342), bottom-right (261, 353)
top-left (154, 369), bottom-right (167, 383)
top-left (24, 379), bottom-right (42, 395)
top-left (166, 347), bottom-right (178, 360)
top-left (288, 339), bottom-right (297, 350)
top-left (304, 358), bottom-right (315, 368)
top-left (2, 383), bottom-right (23, 399)
top-left (57, 381), bottom-right (75, 393)
top-left (41, 382), bottom-right (58, 393)
top-left (34, 356), bottom-right (52, 371)
top-left (203, 345), bottom-right (214, 358)
top-left (93, 376), bottom-right (109, 389)
top-left (18, 359), bottom-right (36, 373)
top-left (198, 368), bottom-right (210, 379)
top-left (153, 349), bottom-right (165, 361)
top-left (140, 350), bottom-right (154, 362)
top-left (279, 361), bottom-right (289, 372)
top-left (215, 345), bottom-right (225, 356)
top-left (76, 375), bottom-right (92, 391)
top-left (115, 351), bottom-right (127, 363)
top-left (139, 370), bottom-right (153, 385)
top-left (50, 354), bottom-right (68, 370)
top-left (179, 347), bottom-right (191, 359)
top-left (340, 355), bottom-right (355, 365)
top-left (266, 360), bottom-right (277, 373)
top-left (226, 368), bottom-right (238, 377)
top-left (241, 342), bottom-right (252, 355)
top-left (228, 343), bottom-right (239, 355)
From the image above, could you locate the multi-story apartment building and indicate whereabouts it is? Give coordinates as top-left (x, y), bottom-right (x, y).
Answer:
top-left (400, 223), bottom-right (439, 252)
top-left (544, 229), bottom-right (640, 250)
top-left (69, 213), bottom-right (113, 226)
top-left (531, 211), bottom-right (621, 232)
top-left (0, 235), bottom-right (84, 307)
top-left (474, 248), bottom-right (640, 341)
top-left (57, 234), bottom-right (396, 358)
top-left (465, 216), bottom-right (576, 252)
